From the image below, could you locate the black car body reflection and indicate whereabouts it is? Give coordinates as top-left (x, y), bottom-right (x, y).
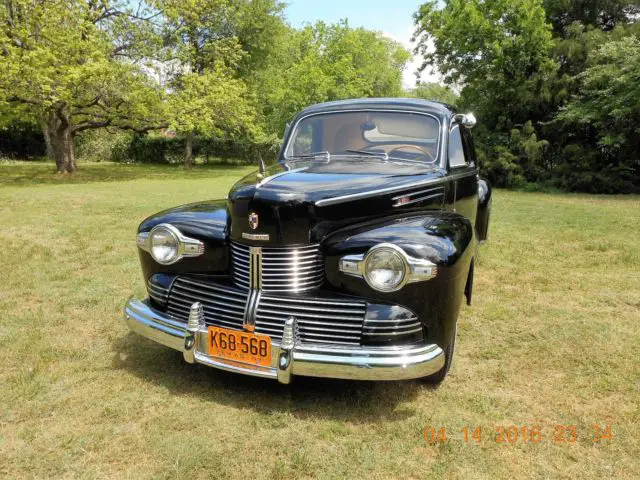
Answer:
top-left (124, 98), bottom-right (491, 384)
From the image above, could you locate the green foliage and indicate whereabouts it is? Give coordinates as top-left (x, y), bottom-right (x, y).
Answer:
top-left (0, 1), bottom-right (164, 129)
top-left (75, 130), bottom-right (134, 163)
top-left (406, 82), bottom-right (458, 106)
top-left (256, 20), bottom-right (411, 135)
top-left (0, 121), bottom-right (46, 159)
top-left (415, 0), bottom-right (640, 193)
top-left (126, 134), bottom-right (279, 164)
top-left (553, 36), bottom-right (640, 192)
top-left (166, 66), bottom-right (257, 138)
top-left (415, 0), bottom-right (557, 129)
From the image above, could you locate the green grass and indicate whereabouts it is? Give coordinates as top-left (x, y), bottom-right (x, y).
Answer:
top-left (1, 162), bottom-right (638, 479)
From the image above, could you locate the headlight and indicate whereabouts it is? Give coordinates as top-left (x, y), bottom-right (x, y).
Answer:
top-left (150, 226), bottom-right (180, 264)
top-left (137, 223), bottom-right (205, 265)
top-left (339, 243), bottom-right (438, 291)
top-left (363, 245), bottom-right (407, 292)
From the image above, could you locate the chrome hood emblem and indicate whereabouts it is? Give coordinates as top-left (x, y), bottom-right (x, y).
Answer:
top-left (248, 212), bottom-right (259, 230)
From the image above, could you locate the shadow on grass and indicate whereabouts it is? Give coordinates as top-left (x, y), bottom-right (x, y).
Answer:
top-left (112, 333), bottom-right (435, 424)
top-left (0, 161), bottom-right (253, 186)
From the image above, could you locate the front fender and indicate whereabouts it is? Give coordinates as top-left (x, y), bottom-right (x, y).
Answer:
top-left (322, 213), bottom-right (475, 348)
top-left (137, 200), bottom-right (230, 281)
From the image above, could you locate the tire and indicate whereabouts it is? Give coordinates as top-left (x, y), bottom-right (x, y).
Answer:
top-left (422, 324), bottom-right (456, 384)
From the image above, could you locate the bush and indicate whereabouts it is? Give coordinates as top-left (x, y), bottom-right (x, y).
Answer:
top-left (126, 134), bottom-right (281, 164)
top-left (76, 130), bottom-right (134, 163)
top-left (0, 121), bottom-right (46, 159)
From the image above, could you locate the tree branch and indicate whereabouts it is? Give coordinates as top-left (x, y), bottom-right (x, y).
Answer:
top-left (7, 95), bottom-right (41, 105)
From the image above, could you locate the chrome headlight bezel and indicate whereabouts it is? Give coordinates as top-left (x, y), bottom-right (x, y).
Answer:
top-left (339, 243), bottom-right (438, 292)
top-left (149, 225), bottom-right (180, 265)
top-left (363, 244), bottom-right (408, 292)
top-left (137, 223), bottom-right (204, 265)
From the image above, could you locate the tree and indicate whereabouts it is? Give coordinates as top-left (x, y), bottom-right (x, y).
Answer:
top-left (406, 82), bottom-right (458, 106)
top-left (0, 1), bottom-right (165, 172)
top-left (158, 0), bottom-right (264, 166)
top-left (257, 20), bottom-right (411, 136)
top-left (554, 36), bottom-right (640, 192)
top-left (543, 0), bottom-right (640, 34)
top-left (414, 0), bottom-right (557, 131)
top-left (166, 66), bottom-right (258, 167)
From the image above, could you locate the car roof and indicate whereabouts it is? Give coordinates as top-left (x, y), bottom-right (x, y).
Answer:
top-left (295, 98), bottom-right (456, 118)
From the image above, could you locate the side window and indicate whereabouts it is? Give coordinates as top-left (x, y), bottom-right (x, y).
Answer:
top-left (448, 125), bottom-right (467, 168)
top-left (292, 123), bottom-right (314, 155)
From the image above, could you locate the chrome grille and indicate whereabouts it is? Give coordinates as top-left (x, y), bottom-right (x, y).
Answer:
top-left (166, 277), bottom-right (246, 330)
top-left (164, 276), bottom-right (367, 346)
top-left (147, 279), bottom-right (169, 305)
top-left (231, 242), bottom-right (324, 293)
top-left (256, 294), bottom-right (366, 346)
top-left (391, 185), bottom-right (445, 208)
top-left (362, 316), bottom-right (423, 337)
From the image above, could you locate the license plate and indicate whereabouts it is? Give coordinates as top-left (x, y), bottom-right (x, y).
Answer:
top-left (208, 326), bottom-right (271, 367)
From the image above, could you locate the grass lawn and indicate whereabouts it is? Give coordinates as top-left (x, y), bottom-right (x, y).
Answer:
top-left (1, 161), bottom-right (638, 479)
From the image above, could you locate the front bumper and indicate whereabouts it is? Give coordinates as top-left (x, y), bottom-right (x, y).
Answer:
top-left (123, 296), bottom-right (445, 384)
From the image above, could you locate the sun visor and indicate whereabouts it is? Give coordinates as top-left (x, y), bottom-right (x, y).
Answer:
top-left (372, 114), bottom-right (438, 139)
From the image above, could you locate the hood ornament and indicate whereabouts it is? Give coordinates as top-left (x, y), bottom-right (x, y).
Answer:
top-left (248, 212), bottom-right (259, 230)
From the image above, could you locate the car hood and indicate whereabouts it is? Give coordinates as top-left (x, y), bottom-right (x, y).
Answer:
top-left (230, 159), bottom-right (443, 204)
top-left (228, 159), bottom-right (447, 245)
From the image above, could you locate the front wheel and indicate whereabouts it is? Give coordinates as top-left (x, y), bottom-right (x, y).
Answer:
top-left (422, 324), bottom-right (456, 384)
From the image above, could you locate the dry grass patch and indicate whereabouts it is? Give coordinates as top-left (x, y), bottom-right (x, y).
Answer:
top-left (1, 162), bottom-right (638, 479)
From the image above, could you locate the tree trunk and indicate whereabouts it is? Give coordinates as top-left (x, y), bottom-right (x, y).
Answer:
top-left (41, 120), bottom-right (55, 161)
top-left (46, 109), bottom-right (77, 173)
top-left (184, 131), bottom-right (194, 168)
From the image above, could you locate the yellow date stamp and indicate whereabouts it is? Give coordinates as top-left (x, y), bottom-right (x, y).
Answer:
top-left (423, 424), bottom-right (614, 445)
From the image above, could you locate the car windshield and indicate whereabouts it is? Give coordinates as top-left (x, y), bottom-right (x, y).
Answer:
top-left (285, 111), bottom-right (441, 164)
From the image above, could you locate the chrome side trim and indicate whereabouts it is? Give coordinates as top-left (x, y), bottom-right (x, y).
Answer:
top-left (390, 186), bottom-right (444, 201)
top-left (256, 167), bottom-right (307, 188)
top-left (392, 192), bottom-right (444, 208)
top-left (315, 176), bottom-right (446, 207)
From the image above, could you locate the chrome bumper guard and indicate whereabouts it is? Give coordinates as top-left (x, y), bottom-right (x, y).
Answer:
top-left (123, 296), bottom-right (445, 384)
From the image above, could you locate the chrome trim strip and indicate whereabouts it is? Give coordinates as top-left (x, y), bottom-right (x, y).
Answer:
top-left (362, 327), bottom-right (424, 336)
top-left (392, 192), bottom-right (444, 208)
top-left (390, 186), bottom-right (444, 201)
top-left (256, 167), bottom-right (307, 188)
top-left (315, 176), bottom-right (445, 207)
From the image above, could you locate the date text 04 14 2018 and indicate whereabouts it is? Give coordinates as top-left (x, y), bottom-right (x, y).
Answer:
top-left (423, 424), bottom-right (614, 445)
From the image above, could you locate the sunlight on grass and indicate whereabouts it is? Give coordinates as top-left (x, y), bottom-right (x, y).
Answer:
top-left (0, 162), bottom-right (638, 479)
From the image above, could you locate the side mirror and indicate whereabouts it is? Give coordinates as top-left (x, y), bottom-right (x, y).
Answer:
top-left (452, 113), bottom-right (477, 129)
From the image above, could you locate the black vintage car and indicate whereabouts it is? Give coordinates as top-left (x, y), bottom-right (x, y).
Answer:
top-left (123, 98), bottom-right (491, 384)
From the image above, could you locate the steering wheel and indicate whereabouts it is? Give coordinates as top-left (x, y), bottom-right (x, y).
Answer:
top-left (388, 144), bottom-right (435, 163)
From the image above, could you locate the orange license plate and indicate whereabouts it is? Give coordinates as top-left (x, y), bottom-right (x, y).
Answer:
top-left (208, 326), bottom-right (271, 367)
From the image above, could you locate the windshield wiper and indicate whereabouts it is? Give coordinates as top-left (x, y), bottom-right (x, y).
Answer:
top-left (288, 151), bottom-right (331, 162)
top-left (344, 149), bottom-right (389, 161)
top-left (345, 150), bottom-right (428, 166)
